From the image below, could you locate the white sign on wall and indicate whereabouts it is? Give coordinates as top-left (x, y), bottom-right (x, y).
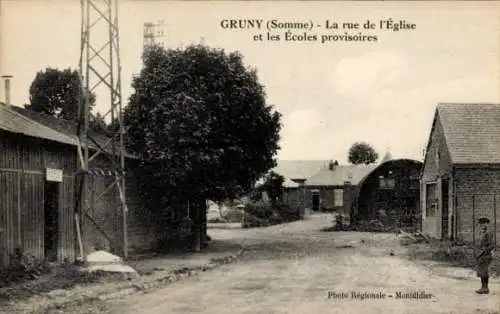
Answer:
top-left (46, 168), bottom-right (63, 182)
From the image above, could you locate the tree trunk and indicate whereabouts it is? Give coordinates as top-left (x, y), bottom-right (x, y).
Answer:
top-left (189, 198), bottom-right (206, 252)
top-left (201, 203), bottom-right (209, 247)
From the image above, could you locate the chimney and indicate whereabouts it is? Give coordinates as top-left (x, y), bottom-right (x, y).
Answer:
top-left (1, 75), bottom-right (13, 105)
top-left (328, 160), bottom-right (339, 171)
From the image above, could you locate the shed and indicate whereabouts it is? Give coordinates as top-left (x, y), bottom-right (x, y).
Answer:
top-left (0, 103), bottom-right (171, 267)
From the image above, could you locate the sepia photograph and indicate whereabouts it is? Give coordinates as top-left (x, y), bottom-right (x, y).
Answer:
top-left (0, 0), bottom-right (499, 313)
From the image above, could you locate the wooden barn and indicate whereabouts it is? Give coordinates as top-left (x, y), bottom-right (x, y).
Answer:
top-left (350, 158), bottom-right (422, 228)
top-left (0, 103), bottom-right (180, 267)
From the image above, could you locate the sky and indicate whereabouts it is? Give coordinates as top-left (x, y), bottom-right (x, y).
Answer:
top-left (1, 1), bottom-right (499, 163)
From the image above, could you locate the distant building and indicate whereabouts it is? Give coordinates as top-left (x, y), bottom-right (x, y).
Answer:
top-left (274, 153), bottom-right (423, 229)
top-left (305, 161), bottom-right (376, 214)
top-left (351, 158), bottom-right (422, 228)
top-left (272, 160), bottom-right (328, 217)
top-left (420, 103), bottom-right (500, 243)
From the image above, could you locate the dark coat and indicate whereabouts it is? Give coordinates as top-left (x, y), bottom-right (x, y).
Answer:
top-left (476, 228), bottom-right (494, 277)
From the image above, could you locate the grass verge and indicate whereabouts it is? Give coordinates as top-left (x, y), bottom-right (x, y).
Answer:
top-left (406, 240), bottom-right (499, 275)
top-left (0, 265), bottom-right (125, 305)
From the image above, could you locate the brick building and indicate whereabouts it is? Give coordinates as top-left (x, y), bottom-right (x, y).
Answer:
top-left (420, 103), bottom-right (500, 245)
top-left (305, 162), bottom-right (376, 214)
top-left (270, 160), bottom-right (326, 217)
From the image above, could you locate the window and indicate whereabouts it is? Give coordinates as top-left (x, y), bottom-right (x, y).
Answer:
top-left (425, 183), bottom-right (438, 217)
top-left (379, 176), bottom-right (395, 189)
top-left (386, 178), bottom-right (395, 188)
top-left (379, 176), bottom-right (386, 188)
top-left (334, 189), bottom-right (344, 206)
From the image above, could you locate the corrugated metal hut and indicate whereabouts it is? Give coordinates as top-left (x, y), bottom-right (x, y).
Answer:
top-left (350, 158), bottom-right (422, 228)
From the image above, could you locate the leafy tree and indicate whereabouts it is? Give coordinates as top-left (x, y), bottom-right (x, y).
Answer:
top-left (107, 117), bottom-right (121, 133)
top-left (26, 67), bottom-right (96, 121)
top-left (89, 112), bottom-right (108, 132)
top-left (124, 44), bottom-right (282, 246)
top-left (348, 142), bottom-right (379, 165)
top-left (260, 171), bottom-right (285, 204)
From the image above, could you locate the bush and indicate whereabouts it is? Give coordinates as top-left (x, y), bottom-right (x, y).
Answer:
top-left (223, 209), bottom-right (244, 222)
top-left (273, 203), bottom-right (301, 222)
top-left (245, 201), bottom-right (274, 220)
top-left (242, 201), bottom-right (300, 228)
top-left (152, 218), bottom-right (194, 253)
top-left (0, 249), bottom-right (49, 285)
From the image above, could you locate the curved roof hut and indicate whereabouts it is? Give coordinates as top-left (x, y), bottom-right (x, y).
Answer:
top-left (350, 158), bottom-right (422, 228)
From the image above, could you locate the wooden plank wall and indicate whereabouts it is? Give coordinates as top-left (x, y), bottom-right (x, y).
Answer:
top-left (0, 133), bottom-right (77, 266)
top-left (0, 130), bottom-right (181, 265)
top-left (0, 170), bottom-right (21, 265)
top-left (20, 173), bottom-right (44, 262)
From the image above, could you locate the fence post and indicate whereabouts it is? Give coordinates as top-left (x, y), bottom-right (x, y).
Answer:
top-left (472, 195), bottom-right (476, 256)
top-left (454, 194), bottom-right (458, 241)
top-left (494, 194), bottom-right (497, 247)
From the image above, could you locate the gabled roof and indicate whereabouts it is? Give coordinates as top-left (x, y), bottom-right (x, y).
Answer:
top-left (273, 160), bottom-right (328, 180)
top-left (0, 103), bottom-right (137, 159)
top-left (305, 164), bottom-right (377, 186)
top-left (283, 178), bottom-right (300, 188)
top-left (436, 103), bottom-right (500, 164)
top-left (272, 160), bottom-right (328, 188)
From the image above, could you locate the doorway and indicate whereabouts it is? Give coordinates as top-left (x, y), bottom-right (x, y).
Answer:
top-left (312, 192), bottom-right (320, 212)
top-left (44, 181), bottom-right (59, 262)
top-left (441, 179), bottom-right (449, 239)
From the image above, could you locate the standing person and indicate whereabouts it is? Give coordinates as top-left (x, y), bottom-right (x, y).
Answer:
top-left (476, 217), bottom-right (495, 294)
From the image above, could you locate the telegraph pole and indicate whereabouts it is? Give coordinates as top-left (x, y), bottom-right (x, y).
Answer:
top-left (143, 20), bottom-right (165, 51)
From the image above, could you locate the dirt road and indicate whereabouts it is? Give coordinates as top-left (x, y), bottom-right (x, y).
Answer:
top-left (65, 214), bottom-right (499, 314)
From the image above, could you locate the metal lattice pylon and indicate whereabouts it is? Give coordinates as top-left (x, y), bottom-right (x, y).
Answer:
top-left (76, 0), bottom-right (128, 260)
top-left (143, 20), bottom-right (165, 51)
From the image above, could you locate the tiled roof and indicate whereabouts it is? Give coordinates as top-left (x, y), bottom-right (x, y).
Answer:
top-left (437, 103), bottom-right (500, 164)
top-left (272, 160), bottom-right (328, 187)
top-left (305, 164), bottom-right (377, 186)
top-left (0, 103), bottom-right (137, 159)
top-left (273, 160), bottom-right (328, 180)
top-left (283, 178), bottom-right (300, 188)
